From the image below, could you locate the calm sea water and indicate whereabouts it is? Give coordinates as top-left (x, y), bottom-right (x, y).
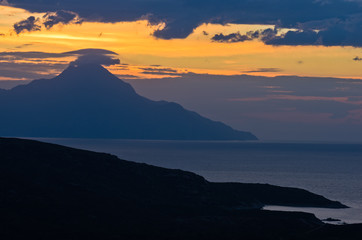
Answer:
top-left (33, 138), bottom-right (362, 224)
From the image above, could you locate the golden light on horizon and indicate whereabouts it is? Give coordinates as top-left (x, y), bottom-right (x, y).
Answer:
top-left (0, 5), bottom-right (361, 80)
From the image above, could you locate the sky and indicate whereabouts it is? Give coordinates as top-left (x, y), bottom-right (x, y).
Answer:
top-left (0, 0), bottom-right (362, 141)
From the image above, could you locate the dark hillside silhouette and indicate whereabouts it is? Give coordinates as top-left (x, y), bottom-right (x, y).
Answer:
top-left (1, 137), bottom-right (358, 240)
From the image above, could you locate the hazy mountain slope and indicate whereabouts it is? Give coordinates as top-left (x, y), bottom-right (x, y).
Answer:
top-left (0, 64), bottom-right (257, 140)
top-left (0, 80), bottom-right (31, 90)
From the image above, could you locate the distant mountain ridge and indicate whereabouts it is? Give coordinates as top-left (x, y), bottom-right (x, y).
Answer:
top-left (0, 80), bottom-right (31, 90)
top-left (0, 64), bottom-right (257, 140)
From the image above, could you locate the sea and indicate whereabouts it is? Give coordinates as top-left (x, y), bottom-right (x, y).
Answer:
top-left (32, 138), bottom-right (362, 224)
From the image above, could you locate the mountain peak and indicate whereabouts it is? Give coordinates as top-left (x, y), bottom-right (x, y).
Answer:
top-left (0, 64), bottom-right (257, 140)
top-left (50, 63), bottom-right (136, 94)
top-left (58, 63), bottom-right (114, 81)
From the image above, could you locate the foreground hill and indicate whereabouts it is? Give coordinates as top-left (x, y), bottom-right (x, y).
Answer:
top-left (0, 64), bottom-right (256, 140)
top-left (1, 137), bottom-right (360, 240)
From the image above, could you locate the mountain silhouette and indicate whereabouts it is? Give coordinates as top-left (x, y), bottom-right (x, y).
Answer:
top-left (0, 64), bottom-right (257, 140)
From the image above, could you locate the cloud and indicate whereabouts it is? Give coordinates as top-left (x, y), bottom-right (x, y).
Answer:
top-left (66, 49), bottom-right (121, 66)
top-left (212, 16), bottom-right (362, 47)
top-left (43, 10), bottom-right (82, 29)
top-left (211, 28), bottom-right (320, 46)
top-left (14, 43), bottom-right (33, 49)
top-left (13, 10), bottom-right (83, 34)
top-left (265, 30), bottom-right (320, 46)
top-left (0, 48), bottom-right (119, 60)
top-left (141, 72), bottom-right (182, 76)
top-left (0, 0), bottom-right (9, 6)
top-left (152, 18), bottom-right (201, 39)
top-left (228, 95), bottom-right (362, 105)
top-left (266, 14), bottom-right (362, 47)
top-left (70, 54), bottom-right (120, 66)
top-left (6, 0), bottom-right (362, 46)
top-left (139, 67), bottom-right (183, 76)
top-left (211, 32), bottom-right (251, 43)
top-left (65, 49), bottom-right (117, 56)
top-left (0, 51), bottom-right (68, 60)
top-left (139, 67), bottom-right (178, 73)
top-left (115, 74), bottom-right (139, 79)
top-left (0, 48), bottom-right (121, 79)
top-left (0, 61), bottom-right (66, 79)
top-left (244, 68), bottom-right (283, 73)
top-left (212, 13), bottom-right (362, 47)
top-left (13, 16), bottom-right (41, 34)
top-left (212, 28), bottom-right (278, 43)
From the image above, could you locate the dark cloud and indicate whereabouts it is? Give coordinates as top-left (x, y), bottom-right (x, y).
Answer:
top-left (70, 54), bottom-right (120, 66)
top-left (265, 14), bottom-right (362, 47)
top-left (13, 16), bottom-right (41, 34)
top-left (244, 68), bottom-right (283, 73)
top-left (353, 56), bottom-right (362, 61)
top-left (138, 67), bottom-right (183, 76)
top-left (0, 49), bottom-right (119, 61)
top-left (43, 10), bottom-right (82, 29)
top-left (115, 74), bottom-right (139, 79)
top-left (213, 13), bottom-right (362, 47)
top-left (259, 28), bottom-right (279, 42)
top-left (212, 28), bottom-right (318, 46)
top-left (0, 61), bottom-right (66, 79)
top-left (65, 49), bottom-right (120, 66)
top-left (211, 32), bottom-right (251, 43)
top-left (0, 51), bottom-right (68, 60)
top-left (141, 71), bottom-right (183, 76)
top-left (6, 0), bottom-right (362, 46)
top-left (14, 43), bottom-right (33, 49)
top-left (212, 28), bottom-right (278, 43)
top-left (266, 30), bottom-right (320, 46)
top-left (64, 49), bottom-right (117, 56)
top-left (0, 48), bottom-right (121, 79)
top-left (152, 18), bottom-right (201, 39)
top-left (111, 64), bottom-right (129, 71)
top-left (13, 10), bottom-right (83, 34)
top-left (139, 67), bottom-right (178, 73)
top-left (0, 0), bottom-right (9, 6)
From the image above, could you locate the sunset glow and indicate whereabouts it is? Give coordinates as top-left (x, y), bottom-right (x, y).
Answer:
top-left (1, 5), bottom-right (361, 80)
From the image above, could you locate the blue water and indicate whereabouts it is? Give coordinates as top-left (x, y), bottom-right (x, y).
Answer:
top-left (33, 138), bottom-right (362, 224)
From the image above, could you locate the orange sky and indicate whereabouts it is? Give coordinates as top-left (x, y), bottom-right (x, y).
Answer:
top-left (0, 5), bottom-right (361, 80)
